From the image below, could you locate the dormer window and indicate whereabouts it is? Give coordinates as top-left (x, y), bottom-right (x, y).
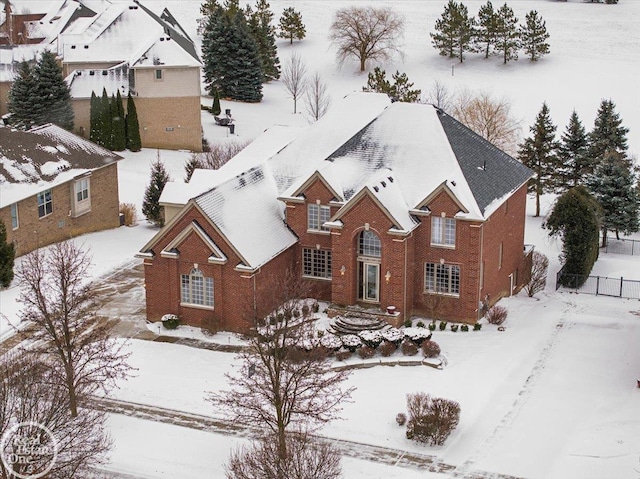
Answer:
top-left (431, 216), bottom-right (456, 248)
top-left (307, 204), bottom-right (330, 233)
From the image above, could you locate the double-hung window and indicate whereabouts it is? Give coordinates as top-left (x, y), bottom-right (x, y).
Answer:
top-left (431, 216), bottom-right (456, 247)
top-left (72, 177), bottom-right (91, 216)
top-left (307, 204), bottom-right (330, 232)
top-left (37, 189), bottom-right (53, 218)
top-left (302, 248), bottom-right (332, 279)
top-left (180, 268), bottom-right (214, 308)
top-left (425, 262), bottom-right (460, 296)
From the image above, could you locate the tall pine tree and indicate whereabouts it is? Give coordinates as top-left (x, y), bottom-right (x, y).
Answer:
top-left (89, 91), bottom-right (102, 145)
top-left (111, 90), bottom-right (126, 151)
top-left (518, 102), bottom-right (560, 217)
top-left (519, 10), bottom-right (550, 62)
top-left (100, 88), bottom-right (113, 149)
top-left (587, 151), bottom-right (640, 246)
top-left (558, 110), bottom-right (589, 188)
top-left (0, 219), bottom-right (15, 288)
top-left (246, 0), bottom-right (280, 81)
top-left (475, 1), bottom-right (498, 59)
top-left (7, 61), bottom-right (41, 129)
top-left (588, 99), bottom-right (629, 164)
top-left (431, 0), bottom-right (476, 63)
top-left (278, 7), bottom-right (306, 44)
top-left (142, 153), bottom-right (171, 227)
top-left (125, 92), bottom-right (142, 152)
top-left (33, 51), bottom-right (74, 130)
top-left (494, 3), bottom-right (519, 64)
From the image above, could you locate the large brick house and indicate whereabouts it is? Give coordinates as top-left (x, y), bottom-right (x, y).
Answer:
top-left (0, 123), bottom-right (121, 256)
top-left (139, 93), bottom-right (533, 332)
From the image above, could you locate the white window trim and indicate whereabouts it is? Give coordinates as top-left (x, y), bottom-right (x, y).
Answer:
top-left (180, 268), bottom-right (214, 309)
top-left (72, 177), bottom-right (91, 217)
top-left (430, 216), bottom-right (456, 249)
top-left (424, 262), bottom-right (461, 297)
top-left (307, 204), bottom-right (331, 233)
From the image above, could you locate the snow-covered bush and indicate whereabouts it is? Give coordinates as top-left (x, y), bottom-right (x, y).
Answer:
top-left (401, 339), bottom-right (418, 356)
top-left (358, 330), bottom-right (383, 348)
top-left (320, 334), bottom-right (342, 351)
top-left (335, 349), bottom-right (352, 361)
top-left (161, 314), bottom-right (179, 330)
top-left (461, 324), bottom-right (469, 332)
top-left (450, 324), bottom-right (459, 332)
top-left (357, 345), bottom-right (376, 359)
top-left (421, 340), bottom-right (441, 358)
top-left (379, 340), bottom-right (397, 357)
top-left (381, 327), bottom-right (403, 344)
top-left (341, 334), bottom-right (362, 352)
top-left (403, 327), bottom-right (432, 345)
top-left (439, 321), bottom-right (447, 331)
top-left (473, 323), bottom-right (482, 331)
top-left (428, 322), bottom-right (436, 332)
top-left (406, 393), bottom-right (460, 446)
top-left (486, 305), bottom-right (508, 325)
top-left (396, 413), bottom-right (407, 426)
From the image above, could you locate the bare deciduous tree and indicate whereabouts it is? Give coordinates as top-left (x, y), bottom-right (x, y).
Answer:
top-left (225, 432), bottom-right (342, 479)
top-left (282, 52), bottom-right (307, 114)
top-left (424, 79), bottom-right (454, 112)
top-left (304, 72), bottom-right (330, 122)
top-left (452, 89), bottom-right (521, 156)
top-left (209, 270), bottom-right (353, 475)
top-left (329, 6), bottom-right (404, 72)
top-left (0, 350), bottom-right (110, 479)
top-left (184, 140), bottom-right (250, 181)
top-left (16, 241), bottom-right (131, 417)
top-left (525, 250), bottom-right (549, 297)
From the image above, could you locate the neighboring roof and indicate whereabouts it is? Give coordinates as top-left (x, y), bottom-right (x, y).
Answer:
top-left (0, 123), bottom-right (122, 208)
top-left (66, 62), bottom-right (128, 98)
top-left (25, 0), bottom-right (98, 45)
top-left (59, 0), bottom-right (200, 68)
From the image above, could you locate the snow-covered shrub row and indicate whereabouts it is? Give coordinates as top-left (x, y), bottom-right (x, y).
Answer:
top-left (403, 327), bottom-right (432, 345)
top-left (358, 330), bottom-right (383, 348)
top-left (320, 333), bottom-right (342, 350)
top-left (381, 327), bottom-right (403, 344)
top-left (341, 334), bottom-right (362, 352)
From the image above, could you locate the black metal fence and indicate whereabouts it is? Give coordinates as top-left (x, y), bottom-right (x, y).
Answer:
top-left (556, 269), bottom-right (640, 300)
top-left (602, 236), bottom-right (640, 256)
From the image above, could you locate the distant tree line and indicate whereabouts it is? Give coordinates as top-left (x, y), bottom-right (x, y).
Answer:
top-left (89, 88), bottom-right (141, 152)
top-left (431, 1), bottom-right (550, 63)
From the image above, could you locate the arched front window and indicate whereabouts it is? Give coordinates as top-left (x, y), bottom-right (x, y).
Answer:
top-left (359, 230), bottom-right (381, 257)
top-left (181, 267), bottom-right (214, 308)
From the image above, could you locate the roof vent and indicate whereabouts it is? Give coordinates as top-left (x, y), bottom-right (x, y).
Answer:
top-left (388, 176), bottom-right (394, 183)
top-left (373, 186), bottom-right (379, 193)
top-left (102, 70), bottom-right (107, 75)
top-left (451, 180), bottom-right (456, 186)
top-left (160, 37), bottom-right (164, 41)
top-left (89, 70), bottom-right (95, 76)
top-left (84, 45), bottom-right (89, 49)
top-left (381, 181), bottom-right (386, 188)
top-left (71, 45), bottom-right (76, 49)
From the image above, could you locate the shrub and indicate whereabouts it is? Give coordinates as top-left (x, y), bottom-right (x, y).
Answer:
top-left (403, 327), bottom-right (432, 345)
top-left (381, 327), bottom-right (403, 345)
top-left (357, 345), bottom-right (376, 359)
top-left (416, 321), bottom-right (425, 328)
top-left (421, 340), bottom-right (441, 358)
top-left (119, 202), bottom-right (137, 226)
top-left (301, 304), bottom-right (310, 316)
top-left (428, 322), bottom-right (436, 331)
top-left (396, 413), bottom-right (406, 426)
top-left (312, 301), bottom-right (320, 313)
top-left (341, 334), bottom-right (362, 352)
top-left (335, 349), bottom-right (352, 361)
top-left (379, 340), bottom-right (397, 357)
top-left (450, 324), bottom-right (459, 332)
top-left (320, 334), bottom-right (343, 351)
top-left (473, 323), bottom-right (482, 331)
top-left (406, 393), bottom-right (461, 446)
top-left (401, 339), bottom-right (418, 356)
top-left (404, 318), bottom-right (412, 328)
top-left (486, 305), bottom-right (508, 325)
top-left (461, 324), bottom-right (469, 332)
top-left (358, 329), bottom-right (383, 348)
top-left (161, 313), bottom-right (179, 330)
top-left (439, 321), bottom-right (447, 331)
top-left (525, 250), bottom-right (549, 297)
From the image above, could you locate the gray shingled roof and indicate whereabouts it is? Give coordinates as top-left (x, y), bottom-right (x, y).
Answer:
top-left (436, 109), bottom-right (533, 214)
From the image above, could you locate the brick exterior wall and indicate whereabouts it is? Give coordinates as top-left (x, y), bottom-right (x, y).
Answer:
top-left (145, 179), bottom-right (530, 332)
top-left (0, 162), bottom-right (121, 256)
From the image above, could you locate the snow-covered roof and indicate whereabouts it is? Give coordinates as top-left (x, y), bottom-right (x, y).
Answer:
top-left (0, 123), bottom-right (121, 208)
top-left (65, 62), bottom-right (128, 98)
top-left (0, 45), bottom-right (50, 82)
top-left (24, 0), bottom-right (99, 45)
top-left (59, 1), bottom-right (200, 68)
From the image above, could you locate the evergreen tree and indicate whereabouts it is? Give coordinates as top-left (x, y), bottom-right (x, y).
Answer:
top-left (33, 51), bottom-right (74, 130)
top-left (0, 219), bottom-right (15, 288)
top-left (545, 186), bottom-right (601, 287)
top-left (519, 10), bottom-right (550, 61)
top-left (99, 88), bottom-right (113, 149)
top-left (211, 88), bottom-right (222, 116)
top-left (184, 154), bottom-right (203, 182)
top-left (278, 6), bottom-right (306, 44)
top-left (246, 0), bottom-right (280, 81)
top-left (493, 3), bottom-right (519, 64)
top-left (431, 0), bottom-right (476, 63)
top-left (475, 1), bottom-right (498, 59)
top-left (518, 102), bottom-right (560, 217)
top-left (587, 151), bottom-right (640, 246)
top-left (142, 153), bottom-right (171, 227)
top-left (125, 92), bottom-right (142, 152)
top-left (7, 61), bottom-right (42, 129)
top-left (111, 90), bottom-right (126, 151)
top-left (558, 110), bottom-right (590, 187)
top-left (588, 99), bottom-right (629, 164)
top-left (89, 91), bottom-right (101, 145)
top-left (363, 67), bottom-right (421, 103)
top-left (202, 2), bottom-right (263, 102)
